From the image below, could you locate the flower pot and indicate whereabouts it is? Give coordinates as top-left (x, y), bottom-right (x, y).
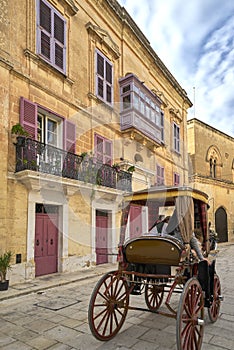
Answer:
top-left (0, 280), bottom-right (9, 291)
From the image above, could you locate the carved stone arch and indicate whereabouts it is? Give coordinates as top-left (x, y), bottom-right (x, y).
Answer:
top-left (206, 145), bottom-right (222, 166)
top-left (86, 22), bottom-right (120, 60)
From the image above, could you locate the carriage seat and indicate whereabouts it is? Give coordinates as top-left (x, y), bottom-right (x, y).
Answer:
top-left (123, 235), bottom-right (184, 266)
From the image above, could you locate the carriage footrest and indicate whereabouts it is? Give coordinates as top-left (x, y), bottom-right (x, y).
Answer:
top-left (131, 285), bottom-right (142, 295)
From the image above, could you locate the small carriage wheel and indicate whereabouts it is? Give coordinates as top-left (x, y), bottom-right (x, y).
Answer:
top-left (88, 271), bottom-right (129, 341)
top-left (208, 274), bottom-right (221, 323)
top-left (176, 278), bottom-right (204, 350)
top-left (145, 283), bottom-right (164, 312)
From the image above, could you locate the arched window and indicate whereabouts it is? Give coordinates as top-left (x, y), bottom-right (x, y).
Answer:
top-left (206, 146), bottom-right (222, 178)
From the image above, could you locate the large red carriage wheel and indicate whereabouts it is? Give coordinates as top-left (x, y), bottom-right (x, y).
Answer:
top-left (176, 278), bottom-right (204, 350)
top-left (145, 283), bottom-right (164, 312)
top-left (208, 274), bottom-right (221, 323)
top-left (88, 271), bottom-right (129, 341)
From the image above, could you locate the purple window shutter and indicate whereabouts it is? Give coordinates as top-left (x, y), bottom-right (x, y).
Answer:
top-left (20, 97), bottom-right (37, 139)
top-left (64, 119), bottom-right (76, 153)
top-left (95, 134), bottom-right (104, 162)
top-left (104, 139), bottom-right (112, 165)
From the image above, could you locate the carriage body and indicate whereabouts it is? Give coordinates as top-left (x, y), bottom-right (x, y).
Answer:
top-left (88, 186), bottom-right (223, 349)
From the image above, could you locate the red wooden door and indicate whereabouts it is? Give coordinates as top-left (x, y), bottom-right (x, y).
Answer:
top-left (129, 205), bottom-right (142, 238)
top-left (35, 213), bottom-right (58, 276)
top-left (96, 215), bottom-right (108, 265)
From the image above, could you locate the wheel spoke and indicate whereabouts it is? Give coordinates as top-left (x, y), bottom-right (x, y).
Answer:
top-left (177, 278), bottom-right (204, 350)
top-left (88, 272), bottom-right (129, 341)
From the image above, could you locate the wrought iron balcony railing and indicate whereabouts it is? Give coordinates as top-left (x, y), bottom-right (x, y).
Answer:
top-left (14, 137), bottom-right (132, 192)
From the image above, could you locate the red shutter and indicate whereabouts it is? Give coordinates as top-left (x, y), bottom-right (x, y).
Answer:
top-left (64, 119), bottom-right (76, 153)
top-left (20, 97), bottom-right (37, 139)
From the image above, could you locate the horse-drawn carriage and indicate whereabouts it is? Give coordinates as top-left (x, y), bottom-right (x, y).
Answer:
top-left (88, 186), bottom-right (223, 350)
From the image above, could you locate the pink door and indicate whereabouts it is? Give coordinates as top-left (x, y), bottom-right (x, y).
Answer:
top-left (129, 205), bottom-right (142, 238)
top-left (96, 215), bottom-right (108, 265)
top-left (35, 213), bottom-right (58, 276)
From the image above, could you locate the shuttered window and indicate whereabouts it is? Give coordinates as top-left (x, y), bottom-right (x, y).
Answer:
top-left (94, 134), bottom-right (112, 165)
top-left (20, 97), bottom-right (76, 153)
top-left (173, 122), bottom-right (180, 153)
top-left (156, 165), bottom-right (164, 186)
top-left (95, 50), bottom-right (113, 104)
top-left (37, 0), bottom-right (66, 74)
top-left (174, 173), bottom-right (180, 186)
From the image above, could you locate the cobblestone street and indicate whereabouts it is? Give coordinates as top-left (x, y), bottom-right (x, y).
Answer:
top-left (0, 244), bottom-right (234, 350)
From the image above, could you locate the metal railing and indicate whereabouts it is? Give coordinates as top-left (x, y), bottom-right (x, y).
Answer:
top-left (15, 137), bottom-right (132, 192)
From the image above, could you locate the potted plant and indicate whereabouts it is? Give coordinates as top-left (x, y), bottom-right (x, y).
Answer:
top-left (0, 251), bottom-right (12, 291)
top-left (11, 123), bottom-right (30, 145)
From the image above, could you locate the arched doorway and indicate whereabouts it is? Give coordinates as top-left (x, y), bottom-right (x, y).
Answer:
top-left (215, 207), bottom-right (228, 242)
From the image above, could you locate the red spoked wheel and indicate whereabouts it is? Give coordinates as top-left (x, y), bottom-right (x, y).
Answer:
top-left (176, 278), bottom-right (204, 350)
top-left (208, 274), bottom-right (221, 323)
top-left (88, 271), bottom-right (129, 341)
top-left (145, 283), bottom-right (164, 312)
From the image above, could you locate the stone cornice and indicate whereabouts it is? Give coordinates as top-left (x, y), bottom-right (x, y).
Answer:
top-left (189, 174), bottom-right (234, 188)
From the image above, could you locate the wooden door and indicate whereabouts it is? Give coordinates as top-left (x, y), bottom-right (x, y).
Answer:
top-left (96, 214), bottom-right (108, 265)
top-left (215, 207), bottom-right (228, 242)
top-left (35, 213), bottom-right (58, 276)
top-left (129, 205), bottom-right (142, 238)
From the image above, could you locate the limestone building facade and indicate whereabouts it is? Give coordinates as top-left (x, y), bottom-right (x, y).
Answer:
top-left (187, 118), bottom-right (234, 243)
top-left (0, 0), bottom-right (192, 283)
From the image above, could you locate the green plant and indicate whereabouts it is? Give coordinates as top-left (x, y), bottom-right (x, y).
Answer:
top-left (11, 123), bottom-right (30, 137)
top-left (0, 251), bottom-right (12, 282)
top-left (127, 165), bottom-right (135, 173)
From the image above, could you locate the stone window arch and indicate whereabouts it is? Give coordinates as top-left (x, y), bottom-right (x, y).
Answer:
top-left (206, 145), bottom-right (222, 178)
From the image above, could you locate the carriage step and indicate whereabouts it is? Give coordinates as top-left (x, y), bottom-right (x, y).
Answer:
top-left (219, 295), bottom-right (224, 301)
top-left (197, 318), bottom-right (205, 326)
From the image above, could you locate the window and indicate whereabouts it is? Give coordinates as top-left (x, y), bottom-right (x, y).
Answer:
top-left (209, 158), bottom-right (217, 178)
top-left (174, 173), bottom-right (180, 186)
top-left (20, 97), bottom-right (76, 153)
top-left (173, 123), bottom-right (180, 153)
top-left (36, 0), bottom-right (66, 74)
top-left (119, 74), bottom-right (164, 144)
top-left (156, 165), bottom-right (164, 186)
top-left (95, 50), bottom-right (113, 104)
top-left (37, 111), bottom-right (62, 148)
top-left (94, 134), bottom-right (112, 165)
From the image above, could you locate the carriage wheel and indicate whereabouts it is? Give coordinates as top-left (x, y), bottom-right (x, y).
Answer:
top-left (145, 283), bottom-right (164, 312)
top-left (176, 278), bottom-right (204, 350)
top-left (88, 271), bottom-right (129, 341)
top-left (208, 274), bottom-right (221, 323)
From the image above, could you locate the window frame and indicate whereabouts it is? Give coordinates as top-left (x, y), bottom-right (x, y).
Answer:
top-left (156, 165), bottom-right (165, 186)
top-left (174, 172), bottom-right (180, 186)
top-left (36, 0), bottom-right (67, 74)
top-left (95, 49), bottom-right (113, 105)
top-left (94, 133), bottom-right (113, 165)
top-left (173, 122), bottom-right (180, 153)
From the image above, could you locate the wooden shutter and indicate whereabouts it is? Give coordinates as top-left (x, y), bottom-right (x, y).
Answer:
top-left (95, 134), bottom-right (104, 162)
top-left (20, 97), bottom-right (37, 139)
top-left (64, 119), bottom-right (76, 153)
top-left (104, 139), bottom-right (112, 165)
top-left (54, 13), bottom-right (65, 70)
top-left (39, 0), bottom-right (51, 60)
top-left (94, 134), bottom-right (112, 165)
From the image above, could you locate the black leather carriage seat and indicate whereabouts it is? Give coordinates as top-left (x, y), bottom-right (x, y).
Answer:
top-left (123, 235), bottom-right (184, 266)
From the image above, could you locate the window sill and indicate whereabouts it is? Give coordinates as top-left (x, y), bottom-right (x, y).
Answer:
top-left (24, 49), bottom-right (74, 86)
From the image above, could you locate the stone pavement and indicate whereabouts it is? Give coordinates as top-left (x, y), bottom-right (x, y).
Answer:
top-left (0, 263), bottom-right (118, 302)
top-left (0, 243), bottom-right (233, 350)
